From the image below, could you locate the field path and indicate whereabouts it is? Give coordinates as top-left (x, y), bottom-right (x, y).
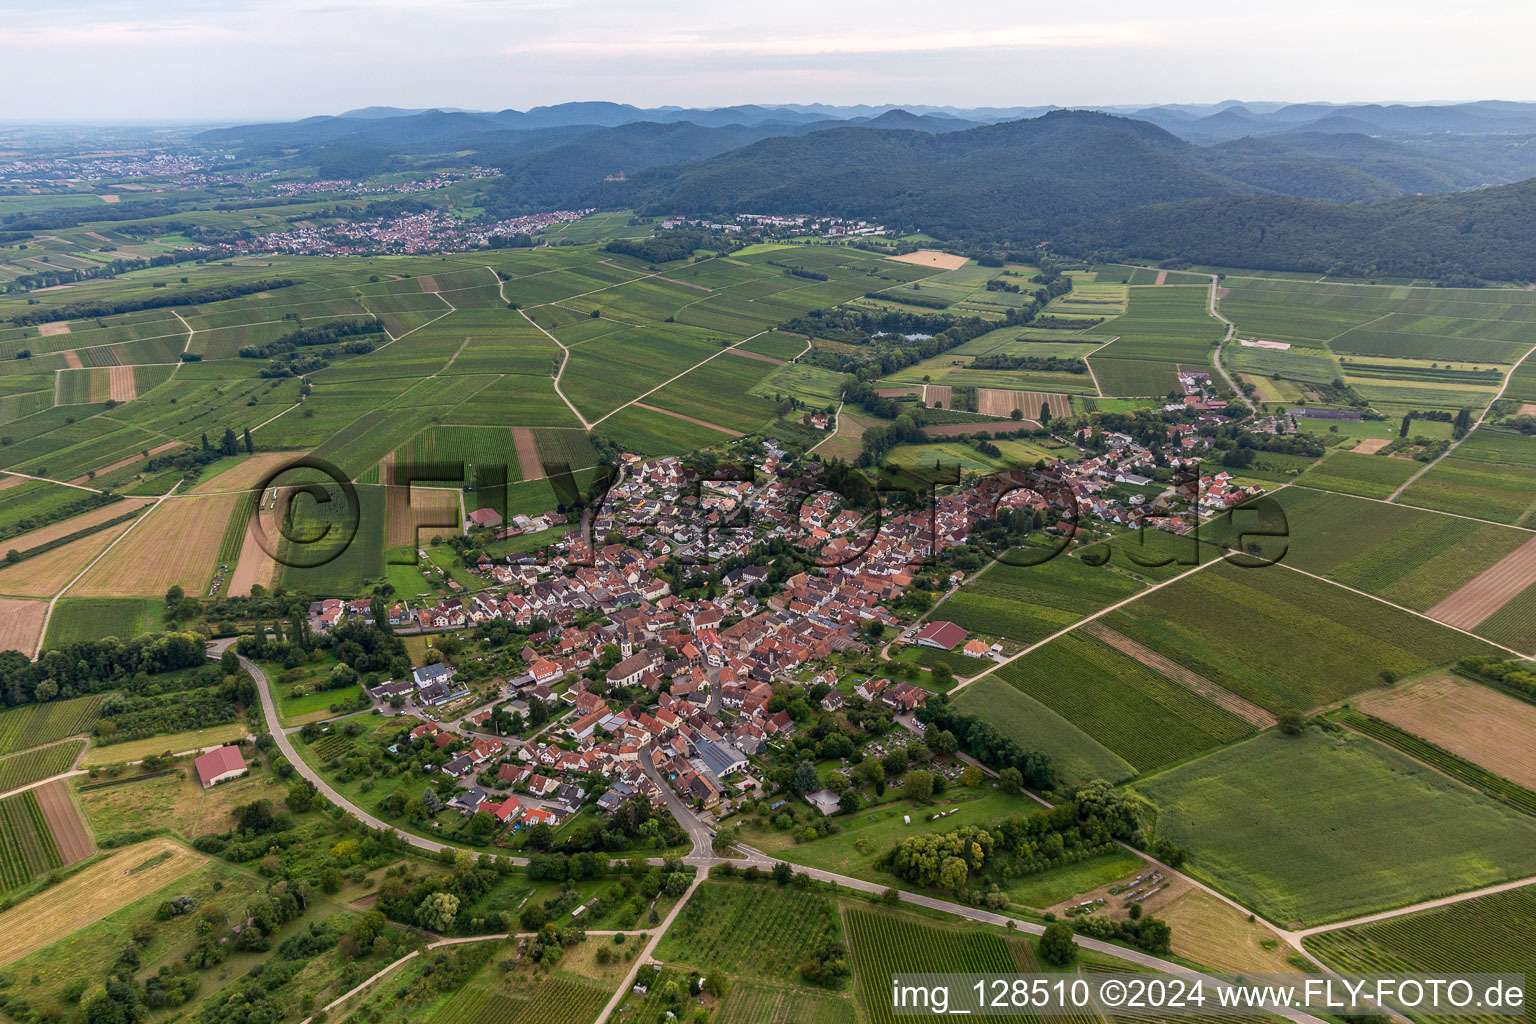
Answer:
top-left (1206, 274), bottom-right (1253, 411)
top-left (1292, 876), bottom-right (1536, 941)
top-left (632, 402), bottom-right (744, 437)
top-left (1082, 620), bottom-right (1277, 728)
top-left (1387, 342), bottom-right (1536, 502)
top-left (168, 309), bottom-right (196, 378)
top-left (1425, 533), bottom-right (1536, 629)
top-left (491, 265), bottom-right (592, 429)
top-left (594, 873), bottom-right (706, 1024)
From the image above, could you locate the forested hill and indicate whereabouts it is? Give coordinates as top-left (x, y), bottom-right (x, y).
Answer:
top-left (1056, 177), bottom-right (1536, 282)
top-left (604, 110), bottom-right (1254, 241)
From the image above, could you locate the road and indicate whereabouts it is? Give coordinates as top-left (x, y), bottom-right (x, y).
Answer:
top-left (640, 754), bottom-right (715, 863)
top-left (1206, 274), bottom-right (1253, 411)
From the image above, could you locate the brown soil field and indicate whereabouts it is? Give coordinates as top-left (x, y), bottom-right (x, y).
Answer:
top-left (417, 275), bottom-right (440, 292)
top-left (1084, 621), bottom-right (1276, 727)
top-left (1352, 438), bottom-right (1392, 454)
top-left (0, 519), bottom-right (138, 597)
top-left (69, 441), bottom-right (180, 484)
top-left (1519, 403), bottom-right (1536, 416)
top-left (874, 386), bottom-right (922, 398)
top-left (98, 193), bottom-right (120, 204)
top-left (977, 389), bottom-right (1073, 420)
top-left (888, 250), bottom-right (968, 270)
top-left (511, 426), bottom-right (544, 481)
top-left (69, 493), bottom-right (238, 597)
top-left (37, 321), bottom-right (70, 337)
top-left (1356, 673), bottom-right (1536, 790)
top-left (108, 365), bottom-right (136, 402)
top-left (34, 779), bottom-right (92, 863)
top-left (0, 837), bottom-right (204, 964)
top-left (0, 597), bottom-right (48, 654)
top-left (189, 451), bottom-right (304, 494)
top-left (1426, 534), bottom-right (1536, 629)
top-left (225, 512), bottom-right (277, 597)
top-left (384, 484), bottom-right (462, 549)
top-left (923, 384), bottom-right (953, 408)
top-left (0, 474), bottom-right (27, 492)
top-left (726, 347), bottom-right (784, 365)
top-left (1, 497), bottom-right (153, 550)
top-left (633, 402), bottom-right (743, 437)
top-left (62, 349), bottom-right (83, 369)
top-left (1154, 269), bottom-right (1169, 285)
top-left (923, 420), bottom-right (1039, 436)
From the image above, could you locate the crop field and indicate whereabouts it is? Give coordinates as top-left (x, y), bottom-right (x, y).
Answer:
top-left (0, 596), bottom-right (48, 654)
top-left (941, 553), bottom-right (1146, 644)
top-left (0, 694), bottom-right (104, 755)
top-left (655, 881), bottom-right (843, 978)
top-left (1454, 426), bottom-right (1536, 468)
top-left (994, 629), bottom-right (1252, 773)
top-left (716, 979), bottom-right (857, 1024)
top-left (0, 788), bottom-right (63, 890)
top-left (1104, 558), bottom-right (1501, 712)
top-left (68, 492), bottom-right (239, 597)
top-left (1268, 487), bottom-right (1531, 612)
top-left (1304, 883), bottom-right (1536, 1023)
top-left (595, 403), bottom-right (734, 456)
top-left (280, 482), bottom-right (386, 595)
top-left (1474, 578), bottom-right (1536, 653)
top-left (644, 351), bottom-right (782, 432)
top-left (0, 739), bottom-right (85, 792)
top-left (1399, 455), bottom-right (1536, 525)
top-left (1293, 451), bottom-right (1421, 498)
top-left (845, 908), bottom-right (1034, 1024)
top-left (954, 675), bottom-right (1135, 784)
top-left (1355, 673), bottom-right (1536, 791)
top-left (751, 362), bottom-right (845, 407)
top-left (43, 596), bottom-right (165, 646)
top-left (1136, 730), bottom-right (1536, 925)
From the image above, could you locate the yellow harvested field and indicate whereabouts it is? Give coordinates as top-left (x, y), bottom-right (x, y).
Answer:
top-left (108, 365), bottom-right (136, 402)
top-left (37, 321), bottom-right (70, 337)
top-left (1160, 887), bottom-right (1302, 974)
top-left (0, 838), bottom-right (204, 965)
top-left (68, 493), bottom-right (239, 597)
top-left (1, 498), bottom-right (153, 551)
top-left (976, 388), bottom-right (1072, 419)
top-left (189, 451), bottom-right (305, 494)
top-left (1356, 674), bottom-right (1536, 790)
top-left (82, 723), bottom-right (249, 766)
top-left (888, 250), bottom-right (968, 271)
top-left (0, 597), bottom-right (48, 654)
top-left (385, 484), bottom-right (462, 548)
top-left (62, 350), bottom-right (83, 369)
top-left (0, 519), bottom-right (137, 598)
top-left (1352, 438), bottom-right (1392, 454)
top-left (225, 512), bottom-right (277, 597)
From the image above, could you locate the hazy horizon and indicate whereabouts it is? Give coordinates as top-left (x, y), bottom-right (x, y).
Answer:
top-left (4, 0), bottom-right (1534, 122)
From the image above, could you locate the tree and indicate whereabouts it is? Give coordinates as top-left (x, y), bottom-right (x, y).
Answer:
top-left (1399, 413), bottom-right (1412, 438)
top-left (998, 767), bottom-right (1023, 794)
top-left (221, 428), bottom-right (238, 457)
top-left (772, 862), bottom-right (793, 886)
top-left (1039, 401), bottom-right (1051, 427)
top-left (961, 764), bottom-right (983, 788)
top-left (1010, 407), bottom-right (1023, 421)
top-left (243, 427), bottom-right (254, 454)
top-left (929, 729), bottom-right (958, 755)
top-left (1277, 709), bottom-right (1307, 735)
top-left (416, 892), bottom-right (459, 932)
top-left (791, 760), bottom-right (821, 794)
top-left (1039, 921), bottom-right (1077, 966)
top-left (712, 825), bottom-right (738, 853)
top-left (33, 679), bottom-right (58, 702)
top-left (904, 769), bottom-right (933, 803)
top-left (165, 585), bottom-right (184, 608)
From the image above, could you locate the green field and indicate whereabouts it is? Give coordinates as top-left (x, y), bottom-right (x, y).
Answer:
top-left (953, 676), bottom-right (1135, 785)
top-left (1293, 451), bottom-right (1422, 498)
top-left (1102, 559), bottom-right (1500, 712)
top-left (0, 694), bottom-right (105, 755)
top-left (1136, 730), bottom-right (1536, 925)
top-left (655, 880), bottom-right (842, 979)
top-left (1398, 455), bottom-right (1536, 525)
top-left (43, 597), bottom-right (166, 647)
top-left (941, 553), bottom-right (1146, 645)
top-left (0, 789), bottom-right (63, 890)
top-left (0, 739), bottom-right (85, 792)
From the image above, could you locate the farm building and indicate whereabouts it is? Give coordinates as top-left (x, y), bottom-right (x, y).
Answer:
top-left (913, 620), bottom-right (967, 651)
top-left (193, 746), bottom-right (248, 788)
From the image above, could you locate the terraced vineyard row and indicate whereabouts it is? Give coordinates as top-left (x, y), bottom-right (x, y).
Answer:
top-left (716, 980), bottom-right (857, 1024)
top-left (428, 986), bottom-right (524, 1024)
top-left (0, 739), bottom-right (86, 792)
top-left (0, 694), bottom-right (104, 756)
top-left (654, 880), bottom-right (841, 979)
top-left (0, 789), bottom-right (63, 890)
top-left (846, 908), bottom-right (1035, 1024)
top-left (1334, 710), bottom-right (1536, 816)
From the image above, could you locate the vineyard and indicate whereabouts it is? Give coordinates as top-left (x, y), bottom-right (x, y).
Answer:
top-left (1333, 710), bottom-right (1536, 817)
top-left (654, 880), bottom-right (842, 979)
top-left (427, 984), bottom-right (524, 1024)
top-left (0, 789), bottom-right (63, 890)
top-left (427, 976), bottom-right (608, 1024)
top-left (1304, 884), bottom-right (1536, 1024)
top-left (0, 739), bottom-right (86, 792)
top-left (996, 630), bottom-right (1252, 773)
top-left (845, 908), bottom-right (1035, 1024)
top-left (312, 735), bottom-right (356, 762)
top-left (0, 695), bottom-right (105, 756)
top-left (715, 979), bottom-right (857, 1024)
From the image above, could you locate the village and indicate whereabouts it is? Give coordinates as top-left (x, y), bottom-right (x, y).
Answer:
top-left (297, 404), bottom-right (1264, 844)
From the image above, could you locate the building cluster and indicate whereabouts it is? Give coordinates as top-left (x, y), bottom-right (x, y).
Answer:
top-left (214, 208), bottom-right (592, 257)
top-left (265, 167), bottom-right (497, 198)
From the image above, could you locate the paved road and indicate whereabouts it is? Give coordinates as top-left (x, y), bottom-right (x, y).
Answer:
top-left (1206, 274), bottom-right (1252, 412)
top-left (640, 754), bottom-right (715, 864)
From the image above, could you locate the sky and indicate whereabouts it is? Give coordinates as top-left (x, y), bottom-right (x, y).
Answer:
top-left (3, 0), bottom-right (1534, 122)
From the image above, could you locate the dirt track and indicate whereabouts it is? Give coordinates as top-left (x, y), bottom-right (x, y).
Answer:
top-left (226, 511), bottom-right (277, 597)
top-left (1084, 621), bottom-right (1277, 728)
top-left (35, 779), bottom-right (93, 864)
top-left (511, 426), bottom-right (544, 481)
top-left (633, 402), bottom-right (743, 437)
top-left (1426, 534), bottom-right (1536, 629)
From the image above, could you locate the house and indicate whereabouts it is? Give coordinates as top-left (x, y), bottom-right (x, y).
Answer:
top-left (442, 753), bottom-right (476, 778)
top-left (467, 507), bottom-right (504, 530)
top-left (368, 679), bottom-right (414, 702)
top-left (606, 652), bottom-right (654, 687)
top-left (553, 783), bottom-right (585, 812)
top-left (449, 787), bottom-right (487, 814)
top-left (961, 639), bottom-right (991, 658)
top-left (697, 740), bottom-right (747, 779)
top-left (820, 691), bottom-right (845, 712)
top-left (806, 789), bottom-right (842, 816)
top-left (521, 806), bottom-right (562, 828)
top-left (413, 662), bottom-right (456, 688)
top-left (912, 621), bottom-right (967, 651)
top-left (484, 795), bottom-right (523, 824)
top-left (193, 746), bottom-right (247, 788)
